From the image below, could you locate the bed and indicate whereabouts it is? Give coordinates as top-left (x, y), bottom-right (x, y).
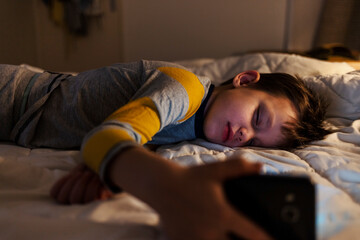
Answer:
top-left (1, 52), bottom-right (360, 240)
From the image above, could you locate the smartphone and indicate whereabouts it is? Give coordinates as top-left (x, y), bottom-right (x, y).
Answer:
top-left (223, 175), bottom-right (315, 240)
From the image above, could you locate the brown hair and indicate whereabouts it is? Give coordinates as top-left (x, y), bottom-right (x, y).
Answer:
top-left (223, 73), bottom-right (331, 148)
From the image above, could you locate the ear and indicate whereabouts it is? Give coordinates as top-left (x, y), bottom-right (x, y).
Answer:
top-left (232, 70), bottom-right (260, 88)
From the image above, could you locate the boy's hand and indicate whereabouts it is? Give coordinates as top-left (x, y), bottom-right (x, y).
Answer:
top-left (50, 164), bottom-right (113, 204)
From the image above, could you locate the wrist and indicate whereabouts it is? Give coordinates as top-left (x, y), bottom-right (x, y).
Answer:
top-left (107, 146), bottom-right (184, 209)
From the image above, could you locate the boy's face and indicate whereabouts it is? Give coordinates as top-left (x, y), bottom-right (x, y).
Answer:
top-left (203, 72), bottom-right (297, 148)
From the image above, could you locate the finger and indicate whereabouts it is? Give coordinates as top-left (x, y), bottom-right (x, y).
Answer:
top-left (50, 174), bottom-right (72, 200)
top-left (69, 171), bottom-right (93, 204)
top-left (50, 164), bottom-right (88, 202)
top-left (57, 172), bottom-right (82, 204)
top-left (72, 163), bottom-right (87, 172)
top-left (83, 174), bottom-right (102, 203)
top-left (227, 157), bottom-right (263, 173)
top-left (98, 188), bottom-right (113, 201)
top-left (201, 158), bottom-right (262, 181)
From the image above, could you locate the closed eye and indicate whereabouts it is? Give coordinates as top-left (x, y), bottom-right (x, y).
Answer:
top-left (253, 105), bottom-right (261, 128)
top-left (249, 105), bottom-right (262, 146)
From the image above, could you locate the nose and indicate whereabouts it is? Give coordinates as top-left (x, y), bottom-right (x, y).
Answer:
top-left (236, 127), bottom-right (254, 143)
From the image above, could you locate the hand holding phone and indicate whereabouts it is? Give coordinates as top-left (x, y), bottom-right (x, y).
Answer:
top-left (224, 175), bottom-right (316, 240)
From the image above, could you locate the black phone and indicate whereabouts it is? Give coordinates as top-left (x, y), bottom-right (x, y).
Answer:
top-left (223, 175), bottom-right (316, 240)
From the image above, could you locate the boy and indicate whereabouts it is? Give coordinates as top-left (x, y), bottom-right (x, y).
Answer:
top-left (0, 60), bottom-right (328, 240)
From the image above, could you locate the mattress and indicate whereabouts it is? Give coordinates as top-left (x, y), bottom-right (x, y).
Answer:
top-left (1, 52), bottom-right (360, 240)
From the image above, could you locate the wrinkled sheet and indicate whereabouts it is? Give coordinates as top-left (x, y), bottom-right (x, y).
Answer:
top-left (1, 53), bottom-right (359, 240)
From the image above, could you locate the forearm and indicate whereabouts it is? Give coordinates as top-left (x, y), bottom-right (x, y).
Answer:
top-left (107, 146), bottom-right (184, 210)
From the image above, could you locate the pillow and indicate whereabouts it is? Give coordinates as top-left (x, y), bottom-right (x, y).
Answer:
top-left (304, 71), bottom-right (360, 121)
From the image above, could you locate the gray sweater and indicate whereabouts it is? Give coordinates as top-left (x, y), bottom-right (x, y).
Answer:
top-left (0, 61), bottom-right (212, 189)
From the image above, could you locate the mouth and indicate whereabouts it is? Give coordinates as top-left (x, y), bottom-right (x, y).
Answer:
top-left (222, 122), bottom-right (233, 142)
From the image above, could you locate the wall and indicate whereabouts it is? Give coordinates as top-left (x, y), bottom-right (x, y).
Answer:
top-left (121, 0), bottom-right (287, 61)
top-left (32, 0), bottom-right (123, 72)
top-left (0, 0), bottom-right (38, 65)
top-left (286, 0), bottom-right (325, 51)
top-left (0, 0), bottom-right (324, 72)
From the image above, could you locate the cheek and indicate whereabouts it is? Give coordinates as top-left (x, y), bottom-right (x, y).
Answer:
top-left (203, 115), bottom-right (217, 139)
top-left (203, 111), bottom-right (225, 143)
top-left (202, 94), bottom-right (235, 140)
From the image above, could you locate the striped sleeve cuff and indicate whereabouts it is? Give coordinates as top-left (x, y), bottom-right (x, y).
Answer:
top-left (99, 140), bottom-right (140, 193)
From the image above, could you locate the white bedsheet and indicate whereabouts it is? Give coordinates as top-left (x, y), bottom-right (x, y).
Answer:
top-left (1, 53), bottom-right (359, 239)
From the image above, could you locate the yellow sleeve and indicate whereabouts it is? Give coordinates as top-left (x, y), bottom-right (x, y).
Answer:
top-left (82, 97), bottom-right (160, 173)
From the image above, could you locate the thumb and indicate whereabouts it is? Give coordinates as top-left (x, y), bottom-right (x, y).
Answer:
top-left (201, 158), bottom-right (262, 181)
